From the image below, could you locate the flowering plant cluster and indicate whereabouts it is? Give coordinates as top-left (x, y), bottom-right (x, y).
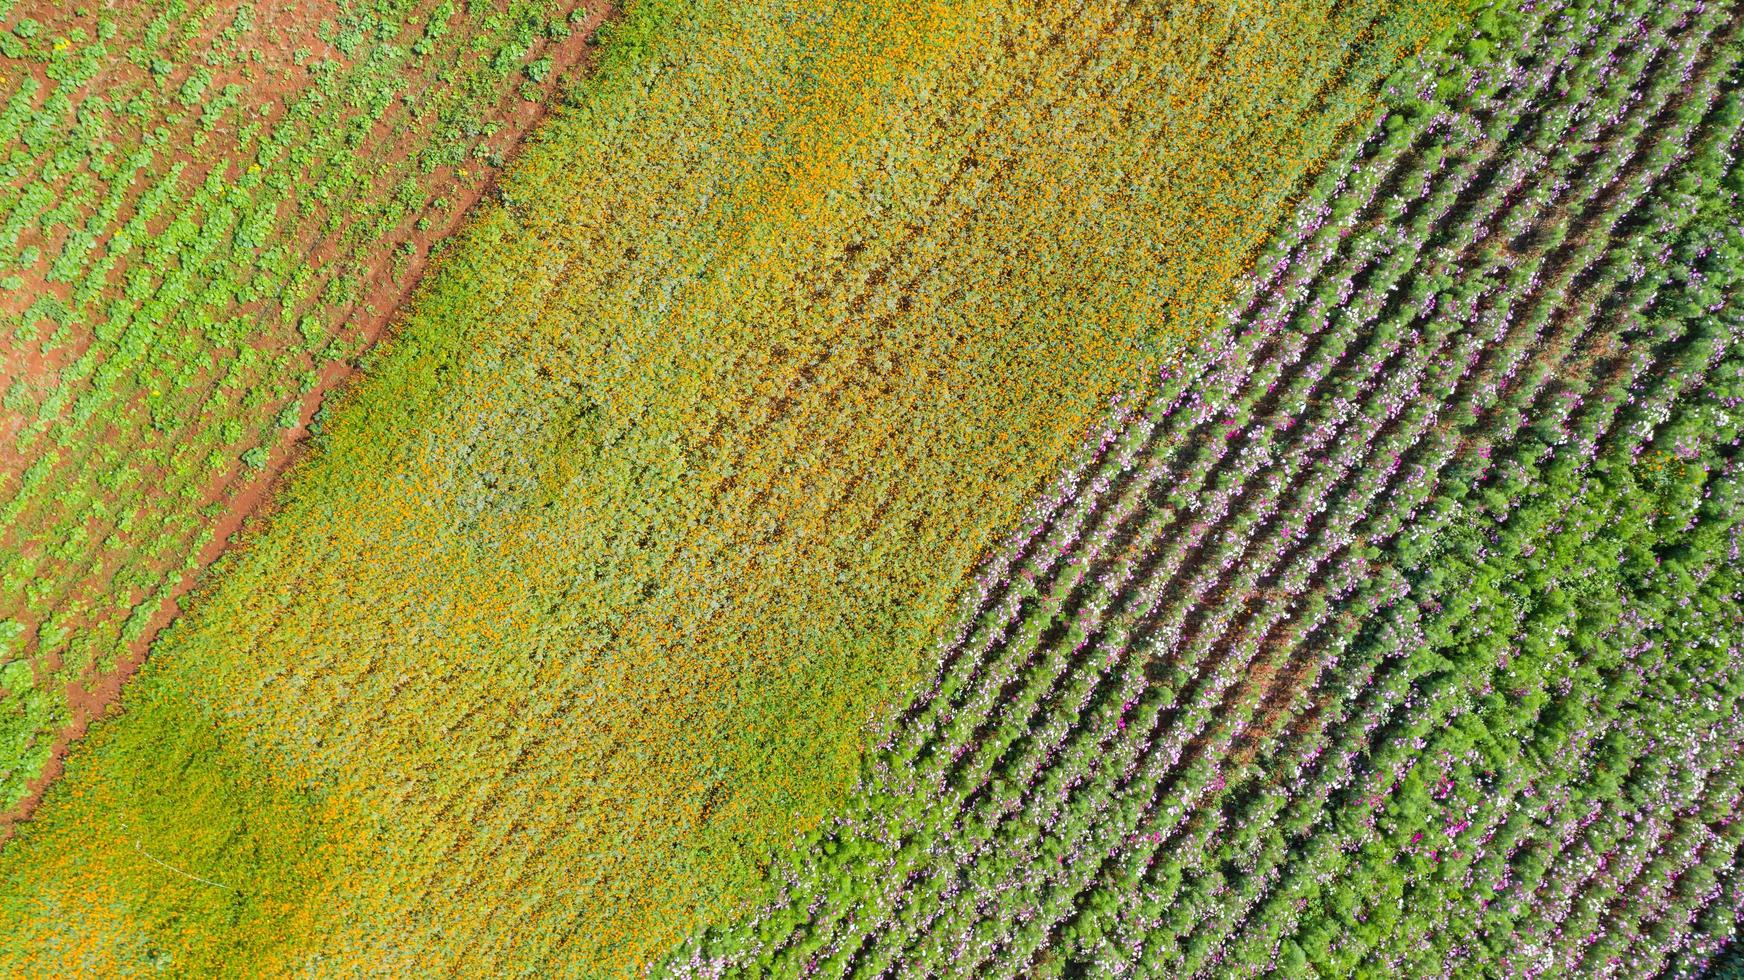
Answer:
top-left (663, 0), bottom-right (1744, 974)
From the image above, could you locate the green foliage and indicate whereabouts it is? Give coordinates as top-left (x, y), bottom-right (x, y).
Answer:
top-left (0, 0), bottom-right (605, 815)
top-left (0, 0), bottom-right (1460, 974)
top-left (649, 0), bottom-right (1744, 973)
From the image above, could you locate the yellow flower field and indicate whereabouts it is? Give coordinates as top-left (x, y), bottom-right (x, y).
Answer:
top-left (0, 0), bottom-right (1460, 973)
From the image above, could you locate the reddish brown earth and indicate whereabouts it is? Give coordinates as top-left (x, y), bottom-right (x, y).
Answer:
top-left (0, 0), bottom-right (616, 838)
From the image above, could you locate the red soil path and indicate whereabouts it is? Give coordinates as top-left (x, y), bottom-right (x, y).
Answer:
top-left (1, 1), bottom-right (616, 839)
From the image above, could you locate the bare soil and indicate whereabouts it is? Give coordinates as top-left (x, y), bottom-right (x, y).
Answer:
top-left (1, 0), bottom-right (616, 838)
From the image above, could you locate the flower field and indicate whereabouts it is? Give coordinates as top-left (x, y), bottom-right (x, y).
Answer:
top-left (3, 0), bottom-right (1742, 976)
top-left (659, 0), bottom-right (1744, 974)
top-left (0, 0), bottom-right (1468, 973)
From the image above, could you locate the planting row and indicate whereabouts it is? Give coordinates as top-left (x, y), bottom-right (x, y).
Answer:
top-left (0, 1), bottom-right (1470, 974)
top-left (0, 0), bottom-right (606, 812)
top-left (659, 0), bottom-right (1744, 974)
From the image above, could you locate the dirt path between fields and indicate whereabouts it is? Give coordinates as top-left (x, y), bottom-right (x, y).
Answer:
top-left (1, 1), bottom-right (617, 840)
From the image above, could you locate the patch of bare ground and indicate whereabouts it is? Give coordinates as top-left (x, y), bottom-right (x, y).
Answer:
top-left (0, 1), bottom-right (338, 483)
top-left (0, 0), bottom-right (616, 838)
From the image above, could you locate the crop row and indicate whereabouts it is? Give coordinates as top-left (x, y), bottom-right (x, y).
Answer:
top-left (0, 0), bottom-right (604, 812)
top-left (0, 1), bottom-right (1473, 973)
top-left (659, 0), bottom-right (1744, 974)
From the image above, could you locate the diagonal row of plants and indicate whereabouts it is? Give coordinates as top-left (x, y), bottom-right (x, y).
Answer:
top-left (0, 2), bottom-right (1469, 973)
top-left (0, 0), bottom-right (600, 812)
top-left (660, 0), bottom-right (1744, 974)
top-left (384, 1), bottom-right (1454, 963)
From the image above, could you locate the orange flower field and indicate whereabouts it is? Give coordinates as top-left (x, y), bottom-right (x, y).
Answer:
top-left (0, 0), bottom-right (1465, 973)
